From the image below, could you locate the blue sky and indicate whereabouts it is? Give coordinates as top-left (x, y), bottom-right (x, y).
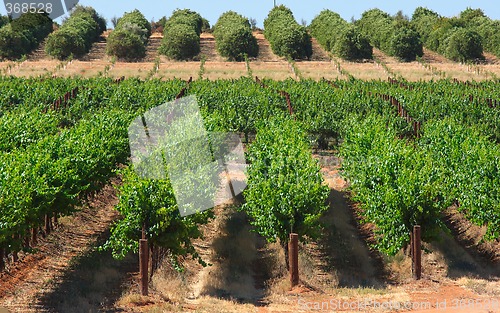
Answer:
top-left (2, 1), bottom-right (499, 27)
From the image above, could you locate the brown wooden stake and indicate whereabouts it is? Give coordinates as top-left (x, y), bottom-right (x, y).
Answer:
top-left (12, 235), bottom-right (18, 262)
top-left (413, 225), bottom-right (422, 280)
top-left (32, 227), bottom-right (37, 246)
top-left (45, 214), bottom-right (51, 235)
top-left (139, 239), bottom-right (149, 296)
top-left (410, 230), bottom-right (414, 260)
top-left (289, 233), bottom-right (299, 288)
top-left (0, 248), bottom-right (4, 271)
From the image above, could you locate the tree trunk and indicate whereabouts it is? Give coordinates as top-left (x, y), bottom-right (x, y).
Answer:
top-left (281, 240), bottom-right (290, 271)
top-left (45, 214), bottom-right (51, 235)
top-left (0, 248), bottom-right (5, 271)
top-left (32, 227), bottom-right (38, 245)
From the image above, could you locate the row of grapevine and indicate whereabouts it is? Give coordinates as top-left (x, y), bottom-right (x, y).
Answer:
top-left (0, 12), bottom-right (52, 59)
top-left (339, 115), bottom-right (447, 255)
top-left (356, 9), bottom-right (423, 61)
top-left (213, 11), bottom-right (258, 61)
top-left (309, 10), bottom-right (372, 60)
top-left (339, 112), bottom-right (500, 254)
top-left (45, 6), bottom-right (106, 60)
top-left (107, 10), bottom-right (151, 60)
top-left (0, 77), bottom-right (187, 271)
top-left (160, 9), bottom-right (204, 60)
top-left (0, 108), bottom-right (132, 270)
top-left (369, 80), bottom-right (500, 142)
top-left (264, 5), bottom-right (312, 60)
top-left (1, 76), bottom-right (499, 270)
top-left (242, 116), bottom-right (329, 265)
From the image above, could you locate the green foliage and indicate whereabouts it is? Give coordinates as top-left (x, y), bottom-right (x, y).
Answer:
top-left (165, 9), bottom-right (203, 36)
top-left (160, 23), bottom-right (200, 60)
top-left (310, 10), bottom-right (372, 60)
top-left (419, 119), bottom-right (500, 240)
top-left (10, 12), bottom-right (52, 42)
top-left (417, 9), bottom-right (487, 61)
top-left (107, 10), bottom-right (150, 60)
top-left (333, 26), bottom-right (373, 60)
top-left (356, 9), bottom-right (393, 49)
top-left (102, 167), bottom-right (212, 267)
top-left (264, 5), bottom-right (312, 59)
top-left (411, 7), bottom-right (440, 44)
top-left (114, 9), bottom-right (151, 38)
top-left (412, 7), bottom-right (440, 21)
top-left (339, 115), bottom-right (449, 255)
top-left (357, 8), bottom-right (422, 62)
top-left (0, 12), bottom-right (52, 59)
top-left (242, 116), bottom-right (329, 245)
top-left (0, 15), bottom-right (9, 28)
top-left (106, 29), bottom-right (146, 61)
top-left (70, 5), bottom-right (107, 34)
top-left (459, 8), bottom-right (486, 23)
top-left (0, 25), bottom-right (32, 59)
top-left (309, 10), bottom-right (344, 51)
top-left (475, 19), bottom-right (500, 57)
top-left (201, 18), bottom-right (211, 33)
top-left (442, 28), bottom-right (483, 62)
top-left (457, 8), bottom-right (500, 58)
top-left (214, 11), bottom-right (258, 61)
top-left (45, 28), bottom-right (86, 59)
top-left (160, 9), bottom-right (204, 60)
top-left (1, 76), bottom-right (500, 263)
top-left (45, 6), bottom-right (104, 60)
top-left (389, 26), bottom-right (423, 61)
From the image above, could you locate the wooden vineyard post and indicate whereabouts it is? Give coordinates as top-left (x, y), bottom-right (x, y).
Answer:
top-left (53, 213), bottom-right (58, 229)
top-left (139, 239), bottom-right (149, 296)
top-left (12, 235), bottom-right (18, 262)
top-left (289, 233), bottom-right (299, 288)
top-left (0, 247), bottom-right (4, 271)
top-left (412, 225), bottom-right (422, 280)
top-left (32, 227), bottom-right (37, 246)
top-left (45, 214), bottom-right (51, 235)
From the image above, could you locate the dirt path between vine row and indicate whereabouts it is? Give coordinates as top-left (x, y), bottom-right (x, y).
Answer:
top-left (0, 178), bottom-right (138, 313)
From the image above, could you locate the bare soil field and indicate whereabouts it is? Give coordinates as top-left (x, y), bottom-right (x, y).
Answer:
top-left (2, 152), bottom-right (498, 313)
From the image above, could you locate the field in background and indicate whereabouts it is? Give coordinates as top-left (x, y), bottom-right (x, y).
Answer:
top-left (1, 31), bottom-right (498, 82)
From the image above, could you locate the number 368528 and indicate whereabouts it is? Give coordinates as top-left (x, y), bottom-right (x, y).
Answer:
top-left (6, 2), bottom-right (53, 14)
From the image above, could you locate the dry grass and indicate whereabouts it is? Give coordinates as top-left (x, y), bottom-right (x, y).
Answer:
top-left (388, 62), bottom-right (436, 81)
top-left (108, 62), bottom-right (155, 79)
top-left (2, 33), bottom-right (500, 81)
top-left (187, 296), bottom-right (259, 313)
top-left (156, 61), bottom-right (200, 80)
top-left (339, 60), bottom-right (387, 81)
top-left (295, 61), bottom-right (342, 80)
top-left (251, 61), bottom-right (292, 80)
top-left (203, 61), bottom-right (248, 80)
top-left (56, 60), bottom-right (110, 78)
top-left (6, 60), bottom-right (59, 77)
top-left (458, 277), bottom-right (500, 296)
top-left (151, 266), bottom-right (190, 304)
top-left (116, 293), bottom-right (154, 308)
